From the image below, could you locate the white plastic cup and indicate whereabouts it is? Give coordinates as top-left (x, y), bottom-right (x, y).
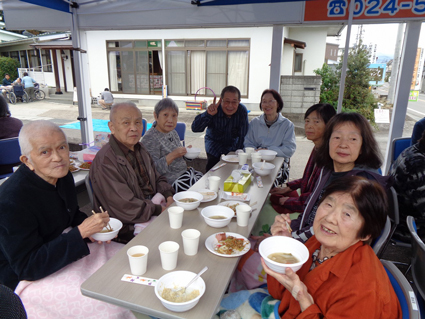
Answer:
top-left (158, 241), bottom-right (180, 271)
top-left (236, 205), bottom-right (252, 227)
top-left (168, 206), bottom-right (184, 229)
top-left (238, 152), bottom-right (248, 165)
top-left (127, 245), bottom-right (149, 276)
top-left (251, 153), bottom-right (262, 164)
top-left (245, 147), bottom-right (255, 158)
top-left (181, 229), bottom-right (201, 256)
top-left (208, 176), bottom-right (221, 192)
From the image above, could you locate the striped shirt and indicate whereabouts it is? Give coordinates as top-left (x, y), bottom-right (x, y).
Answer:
top-left (191, 104), bottom-right (249, 158)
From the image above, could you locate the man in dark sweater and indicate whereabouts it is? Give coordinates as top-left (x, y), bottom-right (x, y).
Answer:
top-left (0, 120), bottom-right (109, 290)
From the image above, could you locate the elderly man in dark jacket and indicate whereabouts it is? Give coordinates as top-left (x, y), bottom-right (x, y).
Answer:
top-left (90, 102), bottom-right (175, 243)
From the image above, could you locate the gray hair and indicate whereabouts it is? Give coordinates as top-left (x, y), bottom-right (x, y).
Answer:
top-left (19, 120), bottom-right (67, 158)
top-left (110, 102), bottom-right (142, 122)
top-left (154, 98), bottom-right (179, 117)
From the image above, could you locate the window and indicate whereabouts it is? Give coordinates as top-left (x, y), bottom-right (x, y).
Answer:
top-left (165, 39), bottom-right (249, 97)
top-left (107, 40), bottom-right (163, 95)
top-left (294, 53), bottom-right (303, 73)
top-left (41, 49), bottom-right (52, 72)
top-left (28, 49), bottom-right (41, 70)
top-left (20, 51), bottom-right (28, 68)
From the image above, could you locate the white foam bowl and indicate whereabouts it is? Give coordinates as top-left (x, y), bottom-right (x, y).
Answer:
top-left (252, 162), bottom-right (276, 176)
top-left (258, 150), bottom-right (277, 161)
top-left (184, 148), bottom-right (201, 159)
top-left (259, 236), bottom-right (309, 274)
top-left (201, 205), bottom-right (234, 228)
top-left (173, 191), bottom-right (203, 210)
top-left (155, 271), bottom-right (206, 312)
top-left (91, 218), bottom-right (123, 242)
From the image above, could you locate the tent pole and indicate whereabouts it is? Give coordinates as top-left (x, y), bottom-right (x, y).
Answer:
top-left (71, 6), bottom-right (94, 148)
top-left (336, 0), bottom-right (354, 113)
top-left (383, 21), bottom-right (422, 174)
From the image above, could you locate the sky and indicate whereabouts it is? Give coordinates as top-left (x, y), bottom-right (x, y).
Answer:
top-left (327, 22), bottom-right (425, 62)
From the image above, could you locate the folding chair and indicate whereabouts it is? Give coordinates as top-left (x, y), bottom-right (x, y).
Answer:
top-left (142, 119), bottom-right (147, 137)
top-left (175, 122), bottom-right (186, 146)
top-left (372, 216), bottom-right (391, 257)
top-left (381, 259), bottom-right (421, 319)
top-left (0, 137), bottom-right (21, 179)
top-left (407, 216), bottom-right (425, 315)
top-left (387, 137), bottom-right (412, 174)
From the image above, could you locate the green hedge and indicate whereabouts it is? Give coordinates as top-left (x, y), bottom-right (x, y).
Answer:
top-left (0, 57), bottom-right (20, 81)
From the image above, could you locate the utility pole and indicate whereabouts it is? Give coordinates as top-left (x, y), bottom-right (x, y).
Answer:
top-left (388, 24), bottom-right (405, 104)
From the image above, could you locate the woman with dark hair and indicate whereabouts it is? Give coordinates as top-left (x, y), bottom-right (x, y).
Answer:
top-left (220, 176), bottom-right (401, 318)
top-left (390, 129), bottom-right (425, 242)
top-left (270, 103), bottom-right (336, 214)
top-left (244, 89), bottom-right (296, 158)
top-left (274, 112), bottom-right (389, 242)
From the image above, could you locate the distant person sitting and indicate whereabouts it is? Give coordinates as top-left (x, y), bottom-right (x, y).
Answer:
top-left (13, 78), bottom-right (23, 87)
top-left (191, 86), bottom-right (249, 171)
top-left (0, 96), bottom-right (23, 176)
top-left (411, 117), bottom-right (425, 145)
top-left (90, 102), bottom-right (175, 243)
top-left (99, 88), bottom-right (114, 110)
top-left (2, 73), bottom-right (12, 87)
top-left (22, 72), bottom-right (36, 101)
top-left (390, 129), bottom-right (425, 242)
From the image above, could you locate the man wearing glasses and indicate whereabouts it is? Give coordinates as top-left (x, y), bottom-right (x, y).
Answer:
top-left (192, 85), bottom-right (249, 171)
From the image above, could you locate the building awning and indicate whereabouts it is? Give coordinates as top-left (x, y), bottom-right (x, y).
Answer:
top-left (284, 38), bottom-right (306, 49)
top-left (30, 39), bottom-right (73, 50)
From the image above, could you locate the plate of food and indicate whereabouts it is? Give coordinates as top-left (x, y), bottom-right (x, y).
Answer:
top-left (205, 232), bottom-right (251, 257)
top-left (196, 189), bottom-right (217, 203)
top-left (218, 201), bottom-right (248, 217)
top-left (77, 162), bottom-right (92, 170)
top-left (221, 155), bottom-right (239, 163)
top-left (69, 164), bottom-right (80, 173)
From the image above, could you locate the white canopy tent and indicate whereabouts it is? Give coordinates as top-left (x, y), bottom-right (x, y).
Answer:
top-left (2, 0), bottom-right (423, 172)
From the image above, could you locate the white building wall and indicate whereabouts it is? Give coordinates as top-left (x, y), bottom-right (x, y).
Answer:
top-left (85, 27), bottom-right (274, 106)
top-left (282, 27), bottom-right (328, 76)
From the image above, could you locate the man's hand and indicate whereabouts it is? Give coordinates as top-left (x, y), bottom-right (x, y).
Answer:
top-left (207, 96), bottom-right (221, 116)
top-left (270, 214), bottom-right (292, 237)
top-left (279, 197), bottom-right (289, 205)
top-left (78, 211), bottom-right (110, 240)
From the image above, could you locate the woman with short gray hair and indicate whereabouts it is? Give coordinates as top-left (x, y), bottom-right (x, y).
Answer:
top-left (142, 98), bottom-right (202, 192)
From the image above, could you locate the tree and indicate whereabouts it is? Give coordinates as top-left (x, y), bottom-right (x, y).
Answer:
top-left (315, 40), bottom-right (377, 122)
top-left (0, 57), bottom-right (20, 81)
top-left (313, 63), bottom-right (339, 108)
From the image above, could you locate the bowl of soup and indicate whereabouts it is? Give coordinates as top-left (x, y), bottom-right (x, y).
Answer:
top-left (91, 218), bottom-right (123, 242)
top-left (155, 270), bottom-right (206, 312)
top-left (173, 191), bottom-right (203, 210)
top-left (184, 147), bottom-right (201, 160)
top-left (259, 236), bottom-right (309, 273)
top-left (201, 205), bottom-right (234, 228)
top-left (257, 150), bottom-right (277, 161)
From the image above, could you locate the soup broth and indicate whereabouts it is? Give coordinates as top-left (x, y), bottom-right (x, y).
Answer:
top-left (268, 252), bottom-right (299, 264)
top-left (180, 198), bottom-right (198, 203)
top-left (209, 215), bottom-right (227, 219)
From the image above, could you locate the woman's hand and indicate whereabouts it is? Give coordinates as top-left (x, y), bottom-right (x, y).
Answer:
top-left (166, 147), bottom-right (187, 164)
top-left (261, 258), bottom-right (314, 311)
top-left (270, 214), bottom-right (292, 237)
top-left (279, 197), bottom-right (289, 205)
top-left (270, 186), bottom-right (292, 195)
top-left (207, 97), bottom-right (221, 116)
top-left (78, 211), bottom-right (110, 240)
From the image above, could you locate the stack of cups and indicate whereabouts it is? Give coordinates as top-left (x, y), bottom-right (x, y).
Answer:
top-left (238, 152), bottom-right (248, 166)
top-left (245, 147), bottom-right (255, 159)
top-left (251, 153), bottom-right (262, 164)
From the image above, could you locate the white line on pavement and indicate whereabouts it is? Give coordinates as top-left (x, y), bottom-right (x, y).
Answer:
top-left (407, 108), bottom-right (425, 116)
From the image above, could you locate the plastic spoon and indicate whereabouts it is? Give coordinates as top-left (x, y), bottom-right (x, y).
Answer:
top-left (173, 266), bottom-right (208, 294)
top-left (261, 160), bottom-right (266, 170)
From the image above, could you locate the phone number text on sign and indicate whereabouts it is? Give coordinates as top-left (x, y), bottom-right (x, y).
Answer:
top-left (304, 0), bottom-right (425, 21)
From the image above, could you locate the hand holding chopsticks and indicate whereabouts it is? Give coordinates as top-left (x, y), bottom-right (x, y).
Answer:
top-left (92, 206), bottom-right (112, 231)
top-left (270, 213), bottom-right (292, 237)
